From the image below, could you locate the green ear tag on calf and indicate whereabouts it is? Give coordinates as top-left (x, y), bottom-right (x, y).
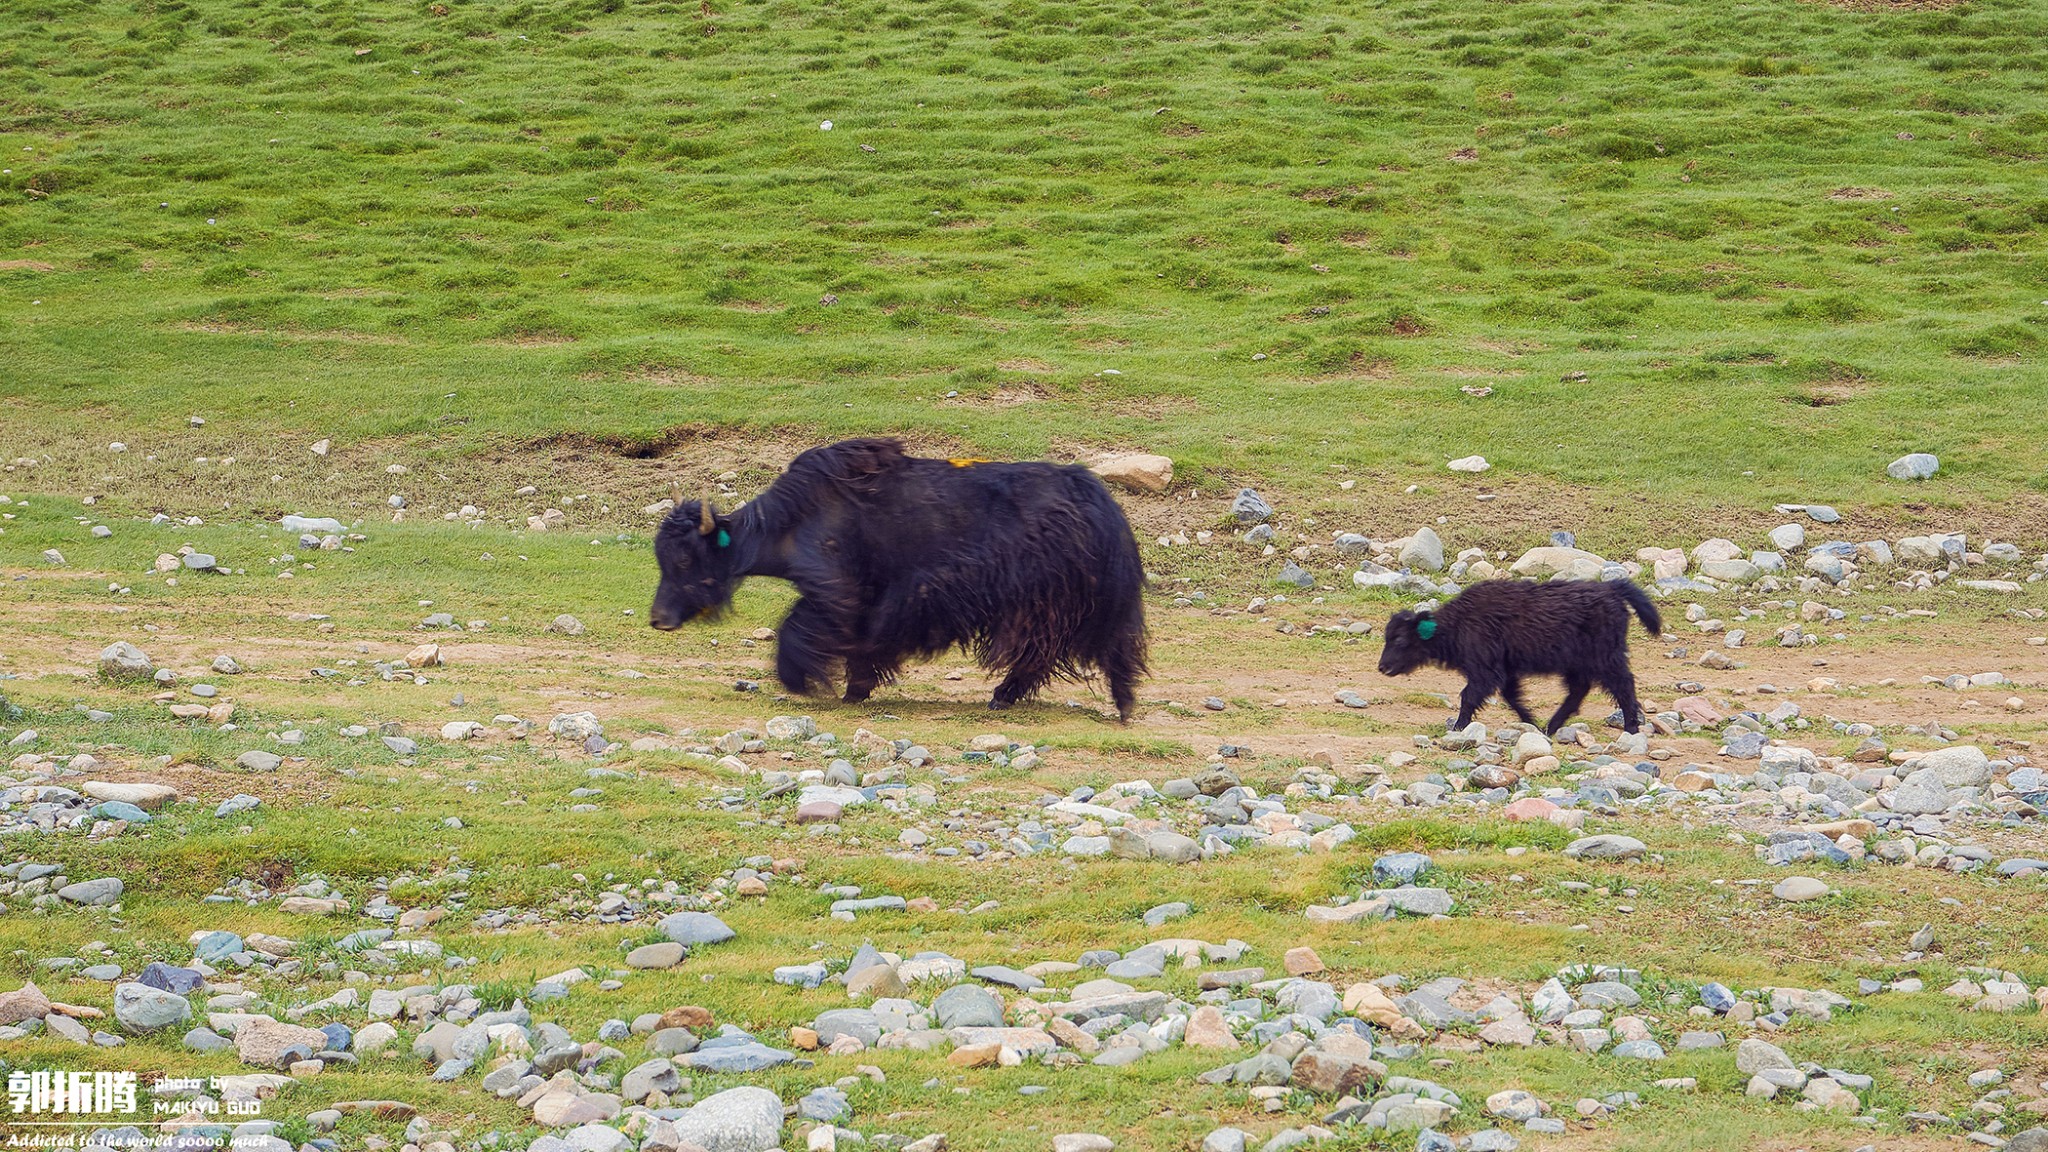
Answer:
top-left (716, 529), bottom-right (731, 549)
top-left (1417, 619), bottom-right (1437, 640)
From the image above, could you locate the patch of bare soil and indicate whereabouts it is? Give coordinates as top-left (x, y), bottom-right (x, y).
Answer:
top-left (171, 321), bottom-right (407, 345)
top-left (940, 384), bottom-right (1049, 408)
top-left (0, 260), bottom-right (57, 272)
top-left (1817, 0), bottom-right (1958, 9)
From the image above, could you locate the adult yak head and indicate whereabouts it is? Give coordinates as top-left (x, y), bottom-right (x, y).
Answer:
top-left (649, 494), bottom-right (742, 631)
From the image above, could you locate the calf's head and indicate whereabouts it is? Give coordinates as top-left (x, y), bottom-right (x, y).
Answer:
top-left (650, 498), bottom-right (739, 630)
top-left (1377, 609), bottom-right (1436, 676)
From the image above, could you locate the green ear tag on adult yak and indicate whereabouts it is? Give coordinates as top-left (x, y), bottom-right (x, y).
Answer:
top-left (1417, 619), bottom-right (1437, 640)
top-left (716, 529), bottom-right (731, 549)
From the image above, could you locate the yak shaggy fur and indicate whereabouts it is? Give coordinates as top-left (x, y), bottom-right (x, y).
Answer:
top-left (1378, 579), bottom-right (1665, 734)
top-left (650, 438), bottom-right (1149, 719)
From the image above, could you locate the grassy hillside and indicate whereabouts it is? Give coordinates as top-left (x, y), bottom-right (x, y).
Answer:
top-left (2, 0), bottom-right (2046, 523)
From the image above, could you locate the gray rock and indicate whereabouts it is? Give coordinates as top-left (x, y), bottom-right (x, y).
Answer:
top-left (651, 1027), bottom-right (699, 1056)
top-left (1918, 745), bottom-right (1991, 788)
top-left (58, 878), bottom-right (124, 905)
top-left (183, 1026), bottom-right (232, 1052)
top-left (627, 942), bottom-right (686, 970)
top-left (659, 912), bottom-right (735, 947)
top-left (1576, 982), bottom-right (1641, 1009)
top-left (2003, 1130), bottom-right (2048, 1152)
top-left (620, 1057), bottom-right (681, 1103)
top-left (1564, 835), bottom-right (1646, 861)
top-left (1275, 560), bottom-right (1314, 589)
top-left (113, 984), bottom-right (191, 1032)
top-left (797, 1086), bottom-right (851, 1124)
top-left (1232, 488), bottom-right (1274, 524)
top-left (182, 553), bottom-right (217, 571)
top-left (235, 750), bottom-right (283, 772)
top-left (1737, 1038), bottom-right (1794, 1074)
top-left (1401, 527), bottom-right (1444, 572)
top-left (1886, 453), bottom-right (1938, 481)
top-left (98, 642), bottom-right (154, 681)
top-left (1370, 887), bottom-right (1454, 916)
top-left (1372, 852), bottom-right (1431, 885)
top-left (1143, 902), bottom-right (1191, 928)
top-left (970, 965), bottom-right (1043, 992)
top-left (215, 794), bottom-right (262, 817)
top-left (933, 985), bottom-right (1004, 1030)
top-left (1888, 769), bottom-right (1953, 815)
top-left (380, 736), bottom-right (418, 756)
top-left (1202, 1129), bottom-right (1250, 1152)
top-left (669, 1085), bottom-right (784, 1152)
top-left (813, 1009), bottom-right (883, 1048)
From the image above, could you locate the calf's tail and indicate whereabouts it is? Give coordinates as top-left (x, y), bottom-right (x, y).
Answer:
top-left (1616, 580), bottom-right (1663, 638)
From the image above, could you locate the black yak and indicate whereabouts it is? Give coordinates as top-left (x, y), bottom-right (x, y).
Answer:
top-left (649, 438), bottom-right (1149, 720)
top-left (1377, 579), bottom-right (1664, 734)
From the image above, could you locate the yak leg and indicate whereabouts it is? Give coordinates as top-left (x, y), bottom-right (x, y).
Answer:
top-left (1500, 677), bottom-right (1541, 727)
top-left (1099, 646), bottom-right (1143, 724)
top-left (1453, 676), bottom-right (1498, 730)
top-left (989, 658), bottom-right (1057, 712)
top-left (1546, 673), bottom-right (1593, 735)
top-left (1601, 669), bottom-right (1645, 734)
top-left (774, 596), bottom-right (846, 698)
top-left (842, 653), bottom-right (881, 705)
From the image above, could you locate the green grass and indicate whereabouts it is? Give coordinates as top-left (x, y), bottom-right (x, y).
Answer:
top-left (5, 2), bottom-right (2048, 1148)
top-left (3, 0), bottom-right (2047, 527)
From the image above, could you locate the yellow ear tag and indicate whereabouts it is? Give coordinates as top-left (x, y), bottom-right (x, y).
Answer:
top-left (948, 457), bottom-right (991, 468)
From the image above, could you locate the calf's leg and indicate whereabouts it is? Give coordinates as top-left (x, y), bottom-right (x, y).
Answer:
top-left (1454, 675), bottom-right (1498, 730)
top-left (1601, 668), bottom-right (1644, 733)
top-left (1546, 673), bottom-right (1593, 735)
top-left (1500, 677), bottom-right (1540, 727)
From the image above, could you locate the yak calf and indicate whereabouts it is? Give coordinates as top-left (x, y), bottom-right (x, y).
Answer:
top-left (1378, 579), bottom-right (1664, 734)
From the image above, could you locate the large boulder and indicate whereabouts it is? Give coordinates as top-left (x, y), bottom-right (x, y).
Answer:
top-left (1399, 527), bottom-right (1445, 572)
top-left (98, 642), bottom-right (154, 681)
top-left (1509, 547), bottom-right (1606, 581)
top-left (1091, 454), bottom-right (1174, 495)
top-left (668, 1086), bottom-right (784, 1152)
top-left (658, 912), bottom-right (735, 947)
top-left (82, 781), bottom-right (180, 810)
top-left (113, 983), bottom-right (192, 1032)
top-left (0, 982), bottom-right (52, 1025)
top-left (1886, 453), bottom-right (1938, 481)
top-left (233, 1019), bottom-right (333, 1069)
top-left (1916, 745), bottom-right (1991, 788)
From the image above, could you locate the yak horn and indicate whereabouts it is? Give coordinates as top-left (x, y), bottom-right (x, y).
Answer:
top-left (699, 488), bottom-right (716, 535)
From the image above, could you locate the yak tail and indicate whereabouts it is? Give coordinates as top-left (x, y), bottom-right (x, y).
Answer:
top-left (1617, 580), bottom-right (1663, 638)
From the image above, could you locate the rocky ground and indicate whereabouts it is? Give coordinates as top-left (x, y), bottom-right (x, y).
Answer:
top-left (2, 483), bottom-right (2047, 1152)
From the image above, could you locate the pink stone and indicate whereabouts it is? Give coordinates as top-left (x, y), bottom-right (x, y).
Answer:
top-left (795, 801), bottom-right (842, 824)
top-left (1674, 696), bottom-right (1723, 725)
top-left (1502, 797), bottom-right (1559, 822)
